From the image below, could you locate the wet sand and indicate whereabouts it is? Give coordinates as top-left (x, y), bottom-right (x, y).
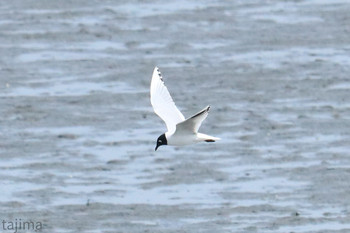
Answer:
top-left (1, 0), bottom-right (350, 232)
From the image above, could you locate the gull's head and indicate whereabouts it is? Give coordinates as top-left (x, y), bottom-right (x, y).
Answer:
top-left (155, 133), bottom-right (167, 151)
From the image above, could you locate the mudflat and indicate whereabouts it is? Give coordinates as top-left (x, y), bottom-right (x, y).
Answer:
top-left (0, 1), bottom-right (350, 232)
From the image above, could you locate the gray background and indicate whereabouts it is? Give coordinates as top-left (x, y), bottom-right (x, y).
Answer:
top-left (0, 0), bottom-right (350, 232)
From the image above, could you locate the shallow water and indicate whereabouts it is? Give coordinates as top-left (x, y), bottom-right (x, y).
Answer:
top-left (1, 0), bottom-right (350, 232)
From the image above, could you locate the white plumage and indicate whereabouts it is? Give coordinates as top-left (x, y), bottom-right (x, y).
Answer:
top-left (150, 67), bottom-right (220, 150)
top-left (150, 67), bottom-right (185, 134)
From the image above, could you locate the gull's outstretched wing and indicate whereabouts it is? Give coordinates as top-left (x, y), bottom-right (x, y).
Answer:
top-left (176, 105), bottom-right (210, 133)
top-left (150, 67), bottom-right (185, 133)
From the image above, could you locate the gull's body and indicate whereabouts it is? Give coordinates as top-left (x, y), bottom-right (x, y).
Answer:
top-left (150, 67), bottom-right (220, 150)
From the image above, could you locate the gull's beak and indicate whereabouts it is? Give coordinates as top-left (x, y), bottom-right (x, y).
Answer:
top-left (155, 145), bottom-right (159, 151)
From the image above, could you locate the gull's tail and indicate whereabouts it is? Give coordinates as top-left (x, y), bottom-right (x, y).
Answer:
top-left (197, 133), bottom-right (221, 142)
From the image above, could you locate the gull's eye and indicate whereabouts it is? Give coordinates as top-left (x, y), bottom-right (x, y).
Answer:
top-left (158, 140), bottom-right (162, 143)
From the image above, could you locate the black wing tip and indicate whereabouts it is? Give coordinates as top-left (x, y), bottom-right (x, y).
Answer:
top-left (190, 105), bottom-right (211, 119)
top-left (155, 66), bottom-right (160, 74)
top-left (204, 105), bottom-right (210, 113)
top-left (154, 66), bottom-right (163, 81)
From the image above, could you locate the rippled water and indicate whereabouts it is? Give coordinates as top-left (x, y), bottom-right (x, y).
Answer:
top-left (1, 0), bottom-right (350, 232)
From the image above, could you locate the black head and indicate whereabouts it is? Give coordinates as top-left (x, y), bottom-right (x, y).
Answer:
top-left (155, 133), bottom-right (167, 151)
